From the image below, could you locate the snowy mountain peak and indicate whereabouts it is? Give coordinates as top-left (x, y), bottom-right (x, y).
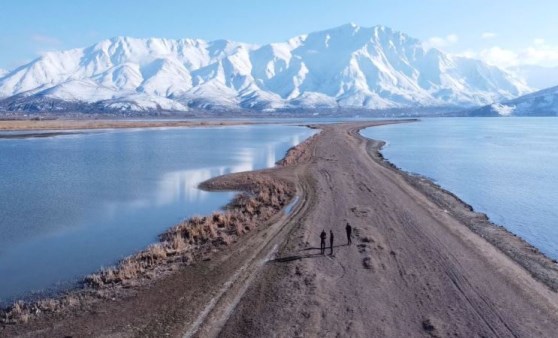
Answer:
top-left (0, 25), bottom-right (530, 113)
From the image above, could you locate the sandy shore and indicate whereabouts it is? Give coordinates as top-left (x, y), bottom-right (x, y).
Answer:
top-left (0, 119), bottom-right (256, 131)
top-left (2, 121), bottom-right (558, 337)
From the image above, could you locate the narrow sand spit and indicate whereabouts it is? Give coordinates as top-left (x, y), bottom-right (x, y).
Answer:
top-left (3, 121), bottom-right (558, 337)
top-left (0, 119), bottom-right (257, 131)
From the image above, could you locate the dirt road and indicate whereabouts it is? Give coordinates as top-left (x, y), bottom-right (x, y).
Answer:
top-left (219, 122), bottom-right (558, 337)
top-left (4, 121), bottom-right (558, 337)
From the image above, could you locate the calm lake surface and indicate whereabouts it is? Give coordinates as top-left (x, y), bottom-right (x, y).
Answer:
top-left (0, 125), bottom-right (315, 303)
top-left (362, 118), bottom-right (558, 259)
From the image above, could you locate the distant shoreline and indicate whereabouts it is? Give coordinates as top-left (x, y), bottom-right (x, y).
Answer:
top-left (0, 131), bottom-right (80, 139)
top-left (0, 119), bottom-right (258, 132)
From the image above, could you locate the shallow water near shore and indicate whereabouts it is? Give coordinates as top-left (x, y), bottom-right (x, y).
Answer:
top-left (362, 117), bottom-right (558, 259)
top-left (0, 125), bottom-right (316, 303)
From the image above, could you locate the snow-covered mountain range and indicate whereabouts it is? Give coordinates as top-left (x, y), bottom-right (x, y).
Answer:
top-left (0, 24), bottom-right (530, 113)
top-left (469, 85), bottom-right (558, 116)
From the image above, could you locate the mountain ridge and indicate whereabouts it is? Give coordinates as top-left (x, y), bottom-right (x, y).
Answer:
top-left (468, 85), bottom-right (558, 116)
top-left (0, 24), bottom-right (530, 113)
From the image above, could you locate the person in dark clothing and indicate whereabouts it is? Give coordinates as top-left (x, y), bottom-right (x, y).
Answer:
top-left (346, 222), bottom-right (352, 245)
top-left (320, 230), bottom-right (327, 255)
top-left (330, 230), bottom-right (334, 255)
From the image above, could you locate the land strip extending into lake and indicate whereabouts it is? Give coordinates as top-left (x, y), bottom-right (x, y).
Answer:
top-left (3, 121), bottom-right (558, 337)
top-left (0, 119), bottom-right (256, 132)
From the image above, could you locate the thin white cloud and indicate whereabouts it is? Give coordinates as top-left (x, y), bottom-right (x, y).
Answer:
top-left (423, 34), bottom-right (459, 50)
top-left (524, 44), bottom-right (558, 66)
top-left (88, 30), bottom-right (99, 39)
top-left (481, 32), bottom-right (497, 40)
top-left (31, 34), bottom-right (62, 46)
top-left (446, 34), bottom-right (459, 44)
top-left (479, 47), bottom-right (519, 68)
top-left (456, 39), bottom-right (558, 68)
top-left (30, 34), bottom-right (63, 58)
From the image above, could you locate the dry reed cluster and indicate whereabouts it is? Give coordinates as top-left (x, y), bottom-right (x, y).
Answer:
top-left (85, 176), bottom-right (294, 287)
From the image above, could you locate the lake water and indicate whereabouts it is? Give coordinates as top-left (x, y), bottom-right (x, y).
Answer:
top-left (361, 118), bottom-right (558, 260)
top-left (0, 125), bottom-right (315, 303)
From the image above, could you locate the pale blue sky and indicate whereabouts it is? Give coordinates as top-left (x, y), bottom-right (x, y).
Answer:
top-left (1, 0), bottom-right (557, 69)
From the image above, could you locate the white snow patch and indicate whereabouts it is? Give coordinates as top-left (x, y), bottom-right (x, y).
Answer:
top-left (491, 103), bottom-right (516, 116)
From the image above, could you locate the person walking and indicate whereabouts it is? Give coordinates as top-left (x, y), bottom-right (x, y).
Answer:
top-left (345, 222), bottom-right (352, 245)
top-left (330, 230), bottom-right (334, 255)
top-left (320, 230), bottom-right (327, 255)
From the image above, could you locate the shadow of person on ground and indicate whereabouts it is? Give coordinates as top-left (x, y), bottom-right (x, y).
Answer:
top-left (268, 253), bottom-right (323, 263)
top-left (269, 244), bottom-right (351, 263)
top-left (300, 244), bottom-right (349, 251)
